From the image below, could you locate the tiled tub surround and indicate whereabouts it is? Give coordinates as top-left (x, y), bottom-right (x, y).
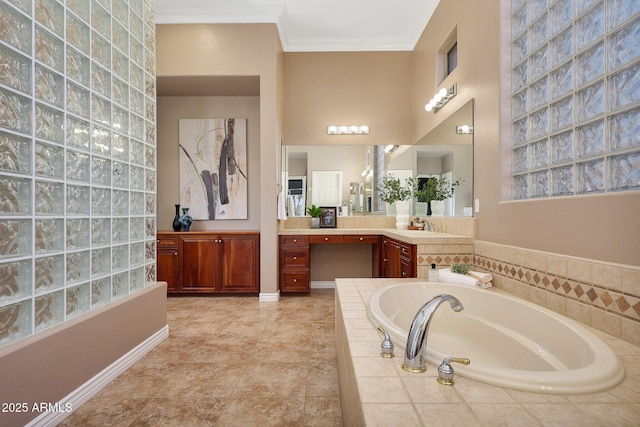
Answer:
top-left (336, 278), bottom-right (640, 426)
top-left (474, 241), bottom-right (640, 346)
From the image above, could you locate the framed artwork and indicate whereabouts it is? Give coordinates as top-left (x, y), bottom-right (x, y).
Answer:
top-left (179, 118), bottom-right (248, 220)
top-left (319, 206), bottom-right (337, 228)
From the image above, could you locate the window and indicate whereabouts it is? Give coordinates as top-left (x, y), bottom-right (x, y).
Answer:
top-left (447, 42), bottom-right (458, 75)
top-left (510, 0), bottom-right (640, 199)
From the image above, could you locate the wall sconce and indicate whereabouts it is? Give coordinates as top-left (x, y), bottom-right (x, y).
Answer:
top-left (327, 125), bottom-right (370, 135)
top-left (456, 124), bottom-right (473, 134)
top-left (384, 144), bottom-right (399, 153)
top-left (425, 84), bottom-right (457, 113)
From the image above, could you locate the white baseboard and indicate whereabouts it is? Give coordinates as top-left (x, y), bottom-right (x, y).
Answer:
top-left (311, 281), bottom-right (335, 289)
top-left (26, 325), bottom-right (170, 427)
top-left (259, 291), bottom-right (280, 302)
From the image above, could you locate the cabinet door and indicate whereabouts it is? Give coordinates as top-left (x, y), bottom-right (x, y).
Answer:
top-left (382, 238), bottom-right (401, 278)
top-left (218, 234), bottom-right (259, 292)
top-left (180, 237), bottom-right (218, 292)
top-left (157, 248), bottom-right (179, 293)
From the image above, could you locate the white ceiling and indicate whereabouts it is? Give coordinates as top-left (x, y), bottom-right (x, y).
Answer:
top-left (155, 0), bottom-right (440, 52)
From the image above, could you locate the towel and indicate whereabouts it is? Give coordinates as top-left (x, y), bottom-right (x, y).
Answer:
top-left (277, 189), bottom-right (287, 220)
top-left (438, 268), bottom-right (492, 288)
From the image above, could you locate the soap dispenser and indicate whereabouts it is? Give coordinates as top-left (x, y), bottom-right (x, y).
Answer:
top-left (428, 263), bottom-right (439, 281)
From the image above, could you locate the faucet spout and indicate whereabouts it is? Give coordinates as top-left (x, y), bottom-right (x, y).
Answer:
top-left (402, 294), bottom-right (463, 373)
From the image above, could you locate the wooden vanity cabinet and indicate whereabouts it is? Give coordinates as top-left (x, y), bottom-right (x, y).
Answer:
top-left (157, 234), bottom-right (179, 293)
top-left (279, 235), bottom-right (310, 292)
top-left (381, 237), bottom-right (416, 278)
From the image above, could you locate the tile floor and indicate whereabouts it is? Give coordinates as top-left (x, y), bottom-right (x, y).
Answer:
top-left (60, 290), bottom-right (342, 426)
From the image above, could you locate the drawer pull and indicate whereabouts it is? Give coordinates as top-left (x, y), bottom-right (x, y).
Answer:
top-left (293, 239), bottom-right (297, 243)
top-left (174, 252), bottom-right (178, 256)
top-left (293, 256), bottom-right (297, 260)
top-left (293, 278), bottom-right (297, 282)
top-left (324, 237), bottom-right (329, 241)
top-left (359, 237), bottom-right (364, 241)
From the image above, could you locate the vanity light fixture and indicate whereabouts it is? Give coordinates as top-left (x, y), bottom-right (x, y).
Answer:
top-left (425, 84), bottom-right (457, 113)
top-left (327, 125), bottom-right (370, 135)
top-left (384, 144), bottom-right (399, 153)
top-left (456, 124), bottom-right (473, 134)
top-left (361, 169), bottom-right (371, 177)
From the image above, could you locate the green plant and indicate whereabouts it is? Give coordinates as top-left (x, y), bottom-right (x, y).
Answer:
top-left (306, 204), bottom-right (322, 217)
top-left (376, 175), bottom-right (418, 204)
top-left (415, 176), bottom-right (462, 202)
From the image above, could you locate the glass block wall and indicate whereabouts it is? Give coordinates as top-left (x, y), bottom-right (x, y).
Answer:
top-left (511, 0), bottom-right (640, 199)
top-left (0, 0), bottom-right (157, 348)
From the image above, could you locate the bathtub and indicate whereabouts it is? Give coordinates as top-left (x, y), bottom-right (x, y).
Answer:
top-left (367, 282), bottom-right (625, 394)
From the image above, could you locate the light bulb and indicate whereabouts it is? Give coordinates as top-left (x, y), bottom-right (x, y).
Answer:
top-left (433, 93), bottom-right (443, 102)
top-left (439, 87), bottom-right (448, 97)
top-left (425, 103), bottom-right (433, 112)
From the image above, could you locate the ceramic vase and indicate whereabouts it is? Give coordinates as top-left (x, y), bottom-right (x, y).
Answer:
top-left (179, 207), bottom-right (193, 231)
top-left (395, 200), bottom-right (410, 229)
top-left (172, 204), bottom-right (182, 231)
top-left (310, 217), bottom-right (320, 229)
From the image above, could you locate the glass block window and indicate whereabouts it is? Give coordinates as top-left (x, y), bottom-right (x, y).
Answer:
top-left (0, 0), bottom-right (157, 348)
top-left (511, 0), bottom-right (640, 199)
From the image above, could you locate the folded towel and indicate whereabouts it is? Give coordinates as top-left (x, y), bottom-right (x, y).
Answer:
top-left (277, 190), bottom-right (287, 220)
top-left (438, 268), bottom-right (492, 288)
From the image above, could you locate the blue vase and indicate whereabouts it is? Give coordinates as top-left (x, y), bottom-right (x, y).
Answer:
top-left (179, 208), bottom-right (193, 231)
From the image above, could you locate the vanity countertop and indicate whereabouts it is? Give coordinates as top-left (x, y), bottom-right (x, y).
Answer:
top-left (278, 228), bottom-right (473, 244)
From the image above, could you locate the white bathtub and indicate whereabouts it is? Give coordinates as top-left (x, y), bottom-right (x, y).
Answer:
top-left (367, 282), bottom-right (625, 394)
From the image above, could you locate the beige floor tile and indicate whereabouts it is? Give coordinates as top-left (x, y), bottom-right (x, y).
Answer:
top-left (468, 403), bottom-right (540, 426)
top-left (58, 397), bottom-right (150, 427)
top-left (129, 397), bottom-right (227, 426)
top-left (303, 396), bottom-right (342, 426)
top-left (215, 396), bottom-right (306, 426)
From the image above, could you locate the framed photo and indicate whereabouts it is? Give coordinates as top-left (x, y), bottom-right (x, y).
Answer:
top-left (319, 206), bottom-right (337, 228)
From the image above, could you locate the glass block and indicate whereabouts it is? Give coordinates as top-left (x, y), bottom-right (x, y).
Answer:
top-left (576, 158), bottom-right (604, 193)
top-left (66, 283), bottom-right (90, 319)
top-left (145, 50), bottom-right (155, 77)
top-left (131, 39), bottom-right (144, 67)
top-left (575, 42), bottom-right (604, 87)
top-left (609, 151), bottom-right (640, 190)
top-left (91, 278), bottom-right (111, 308)
top-left (145, 217), bottom-right (155, 238)
top-left (608, 0), bottom-right (640, 30)
top-left (0, 300), bottom-right (32, 346)
top-left (91, 95), bottom-right (111, 128)
top-left (145, 263), bottom-right (155, 284)
top-left (0, 86), bottom-right (32, 134)
top-left (549, 27), bottom-right (572, 67)
top-left (513, 174), bottom-right (529, 199)
top-left (530, 138), bottom-right (549, 168)
top-left (130, 266), bottom-right (144, 292)
top-left (145, 170), bottom-right (156, 192)
top-left (66, 218), bottom-right (90, 250)
top-left (551, 130), bottom-right (574, 164)
top-left (529, 12), bottom-right (548, 51)
top-left (66, 82), bottom-right (90, 119)
top-left (145, 145), bottom-right (155, 169)
top-left (113, 0), bottom-right (129, 26)
top-left (35, 0), bottom-right (64, 37)
top-left (0, 2), bottom-right (32, 54)
top-left (145, 122), bottom-right (156, 146)
top-left (145, 193), bottom-right (155, 215)
top-left (112, 271), bottom-right (129, 300)
top-left (130, 217), bottom-right (144, 241)
top-left (0, 43), bottom-right (31, 94)
top-left (551, 165), bottom-right (574, 196)
top-left (575, 119), bottom-right (604, 158)
top-left (0, 219), bottom-right (31, 259)
top-left (35, 290), bottom-right (64, 331)
top-left (515, 144), bottom-right (531, 174)
top-left (575, 0), bottom-right (599, 15)
top-left (113, 133), bottom-right (129, 161)
top-left (575, 80), bottom-right (604, 123)
top-left (92, 32), bottom-right (111, 68)
top-left (529, 45), bottom-right (548, 81)
top-left (35, 181), bottom-right (64, 215)
top-left (609, 106), bottom-right (640, 152)
top-left (113, 190), bottom-right (129, 216)
top-left (112, 49), bottom-right (129, 81)
top-left (67, 0), bottom-right (90, 22)
top-left (529, 107), bottom-right (549, 140)
top-left (145, 26), bottom-right (155, 53)
top-left (35, 219), bottom-right (64, 253)
top-left (112, 218), bottom-right (129, 244)
top-left (608, 62), bottom-right (640, 111)
top-left (131, 114), bottom-right (144, 140)
top-left (113, 19), bottom-right (128, 54)
top-left (113, 162), bottom-right (129, 189)
top-left (131, 63), bottom-right (144, 91)
top-left (529, 0), bottom-right (547, 20)
top-left (575, 2), bottom-right (604, 51)
top-left (66, 149), bottom-right (90, 183)
top-left (530, 170), bottom-right (549, 197)
top-left (145, 74), bottom-right (156, 100)
top-left (35, 255), bottom-right (64, 291)
top-left (91, 64), bottom-right (111, 98)
top-left (0, 130), bottom-right (31, 175)
top-left (66, 185), bottom-right (90, 216)
top-left (513, 117), bottom-right (529, 146)
top-left (0, 175), bottom-right (31, 215)
top-left (130, 191), bottom-right (144, 215)
top-left (143, 0), bottom-right (155, 28)
top-left (91, 156), bottom-right (111, 186)
top-left (66, 12), bottom-right (90, 55)
top-left (130, 89), bottom-right (144, 116)
top-left (0, 259), bottom-right (32, 303)
top-left (35, 25), bottom-right (63, 72)
top-left (91, 187), bottom-right (111, 216)
top-left (130, 241), bottom-right (144, 266)
top-left (550, 96), bottom-right (573, 131)
top-left (66, 251), bottom-right (90, 284)
top-left (35, 141), bottom-right (64, 179)
top-left (529, 76), bottom-right (547, 110)
top-left (91, 247), bottom-right (111, 277)
top-left (92, 0), bottom-right (111, 40)
top-left (112, 244), bottom-right (129, 273)
top-left (92, 126), bottom-right (111, 155)
top-left (145, 100), bottom-right (155, 123)
top-left (113, 78), bottom-right (129, 108)
top-left (35, 103), bottom-right (64, 143)
top-left (550, 0), bottom-right (572, 34)
top-left (91, 218), bottom-right (111, 246)
top-left (113, 106), bottom-right (129, 134)
top-left (550, 62), bottom-right (572, 99)
top-left (6, 0), bottom-right (31, 15)
top-left (35, 65), bottom-right (63, 108)
top-left (607, 17), bottom-right (640, 71)
top-left (130, 9), bottom-right (144, 42)
top-left (145, 240), bottom-right (155, 261)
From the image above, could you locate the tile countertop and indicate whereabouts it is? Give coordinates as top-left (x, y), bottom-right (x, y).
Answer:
top-left (279, 228), bottom-right (473, 245)
top-left (335, 278), bottom-right (640, 426)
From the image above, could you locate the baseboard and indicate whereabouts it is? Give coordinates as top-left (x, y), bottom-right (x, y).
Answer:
top-left (259, 291), bottom-right (280, 302)
top-left (311, 281), bottom-right (335, 289)
top-left (26, 325), bottom-right (169, 427)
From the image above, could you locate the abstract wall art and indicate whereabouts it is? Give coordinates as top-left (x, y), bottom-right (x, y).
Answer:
top-left (179, 118), bottom-right (248, 220)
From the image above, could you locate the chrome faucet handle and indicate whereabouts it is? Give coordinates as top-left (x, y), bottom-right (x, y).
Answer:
top-left (377, 326), bottom-right (395, 358)
top-left (437, 356), bottom-right (470, 385)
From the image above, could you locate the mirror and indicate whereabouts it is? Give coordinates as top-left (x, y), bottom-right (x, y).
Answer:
top-left (281, 99), bottom-right (473, 217)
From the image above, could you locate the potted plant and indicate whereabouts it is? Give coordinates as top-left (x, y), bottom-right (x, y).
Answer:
top-left (306, 204), bottom-right (322, 228)
top-left (376, 175), bottom-right (418, 229)
top-left (415, 176), bottom-right (462, 216)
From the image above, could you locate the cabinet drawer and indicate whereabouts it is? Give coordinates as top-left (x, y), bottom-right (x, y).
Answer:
top-left (400, 243), bottom-right (413, 257)
top-left (157, 236), bottom-right (178, 247)
top-left (280, 271), bottom-right (310, 292)
top-left (309, 235), bottom-right (344, 244)
top-left (343, 235), bottom-right (379, 244)
top-left (281, 248), bottom-right (309, 267)
top-left (280, 235), bottom-right (309, 247)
